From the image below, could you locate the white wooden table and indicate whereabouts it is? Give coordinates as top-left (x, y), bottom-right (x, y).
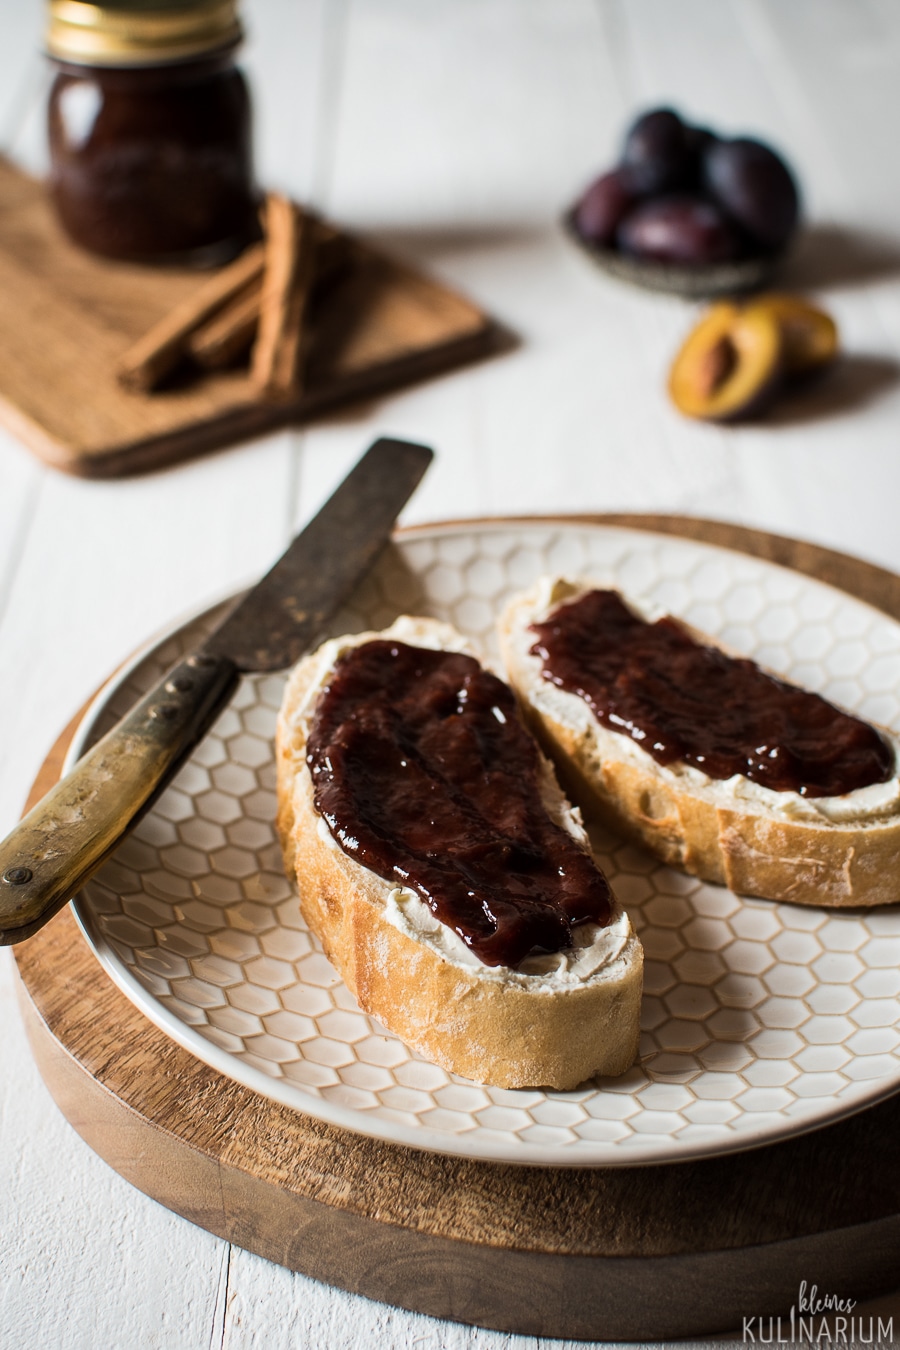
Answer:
top-left (2, 1), bottom-right (900, 1344)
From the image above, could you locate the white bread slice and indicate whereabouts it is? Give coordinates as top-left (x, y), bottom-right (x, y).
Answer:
top-left (499, 578), bottom-right (900, 909)
top-left (276, 617), bottom-right (643, 1090)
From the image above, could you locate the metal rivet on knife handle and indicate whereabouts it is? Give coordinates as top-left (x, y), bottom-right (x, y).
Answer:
top-left (149, 704), bottom-right (180, 721)
top-left (3, 868), bottom-right (32, 886)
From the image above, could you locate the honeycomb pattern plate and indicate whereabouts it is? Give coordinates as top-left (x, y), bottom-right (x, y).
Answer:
top-left (68, 521), bottom-right (900, 1167)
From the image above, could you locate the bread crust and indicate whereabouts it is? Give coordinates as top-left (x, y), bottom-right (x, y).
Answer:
top-left (276, 620), bottom-right (643, 1090)
top-left (499, 580), bottom-right (900, 909)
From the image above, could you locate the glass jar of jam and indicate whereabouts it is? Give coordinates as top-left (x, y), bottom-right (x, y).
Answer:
top-left (46, 0), bottom-right (258, 264)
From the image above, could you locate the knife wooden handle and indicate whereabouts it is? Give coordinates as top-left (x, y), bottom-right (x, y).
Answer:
top-left (0, 653), bottom-right (239, 945)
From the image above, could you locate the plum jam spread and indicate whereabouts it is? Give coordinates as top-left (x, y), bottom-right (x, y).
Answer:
top-left (306, 640), bottom-right (613, 969)
top-left (529, 589), bottom-right (893, 798)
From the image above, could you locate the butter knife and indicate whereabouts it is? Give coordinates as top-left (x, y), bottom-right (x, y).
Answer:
top-left (0, 437), bottom-right (432, 944)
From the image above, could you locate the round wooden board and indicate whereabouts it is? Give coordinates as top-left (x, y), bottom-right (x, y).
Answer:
top-left (13, 515), bottom-right (900, 1342)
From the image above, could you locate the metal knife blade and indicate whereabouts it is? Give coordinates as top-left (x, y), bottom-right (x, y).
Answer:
top-left (0, 436), bottom-right (432, 944)
top-left (204, 436), bottom-right (431, 672)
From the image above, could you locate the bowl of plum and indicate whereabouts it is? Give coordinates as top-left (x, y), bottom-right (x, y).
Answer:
top-left (566, 107), bottom-right (800, 297)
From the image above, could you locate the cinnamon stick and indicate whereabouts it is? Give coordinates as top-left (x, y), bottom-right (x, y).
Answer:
top-left (117, 242), bottom-right (265, 392)
top-left (188, 280), bottom-right (262, 369)
top-left (187, 230), bottom-right (352, 371)
top-left (251, 194), bottom-right (318, 396)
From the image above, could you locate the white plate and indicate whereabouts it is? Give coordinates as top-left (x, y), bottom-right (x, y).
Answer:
top-left (70, 520), bottom-right (900, 1167)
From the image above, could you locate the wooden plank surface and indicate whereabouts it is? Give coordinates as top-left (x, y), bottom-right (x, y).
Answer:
top-left (12, 516), bottom-right (900, 1343)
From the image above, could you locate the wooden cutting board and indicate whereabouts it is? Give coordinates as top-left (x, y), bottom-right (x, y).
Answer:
top-left (13, 517), bottom-right (900, 1342)
top-left (0, 157), bottom-right (501, 477)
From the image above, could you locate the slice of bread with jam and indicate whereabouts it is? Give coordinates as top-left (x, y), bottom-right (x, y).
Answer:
top-left (276, 616), bottom-right (643, 1089)
top-left (499, 578), bottom-right (900, 908)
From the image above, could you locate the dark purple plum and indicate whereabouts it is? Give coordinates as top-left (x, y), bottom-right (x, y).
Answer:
top-left (685, 125), bottom-right (717, 158)
top-left (572, 168), bottom-right (640, 246)
top-left (703, 137), bottom-right (799, 249)
top-left (683, 125), bottom-right (717, 183)
top-left (616, 195), bottom-right (742, 265)
top-left (621, 107), bottom-right (692, 194)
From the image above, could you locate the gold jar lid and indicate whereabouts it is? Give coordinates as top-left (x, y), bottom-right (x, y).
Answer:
top-left (46, 0), bottom-right (243, 67)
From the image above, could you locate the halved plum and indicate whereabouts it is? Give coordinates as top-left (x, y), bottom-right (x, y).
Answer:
top-left (744, 294), bottom-right (838, 376)
top-left (668, 301), bottom-right (783, 420)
